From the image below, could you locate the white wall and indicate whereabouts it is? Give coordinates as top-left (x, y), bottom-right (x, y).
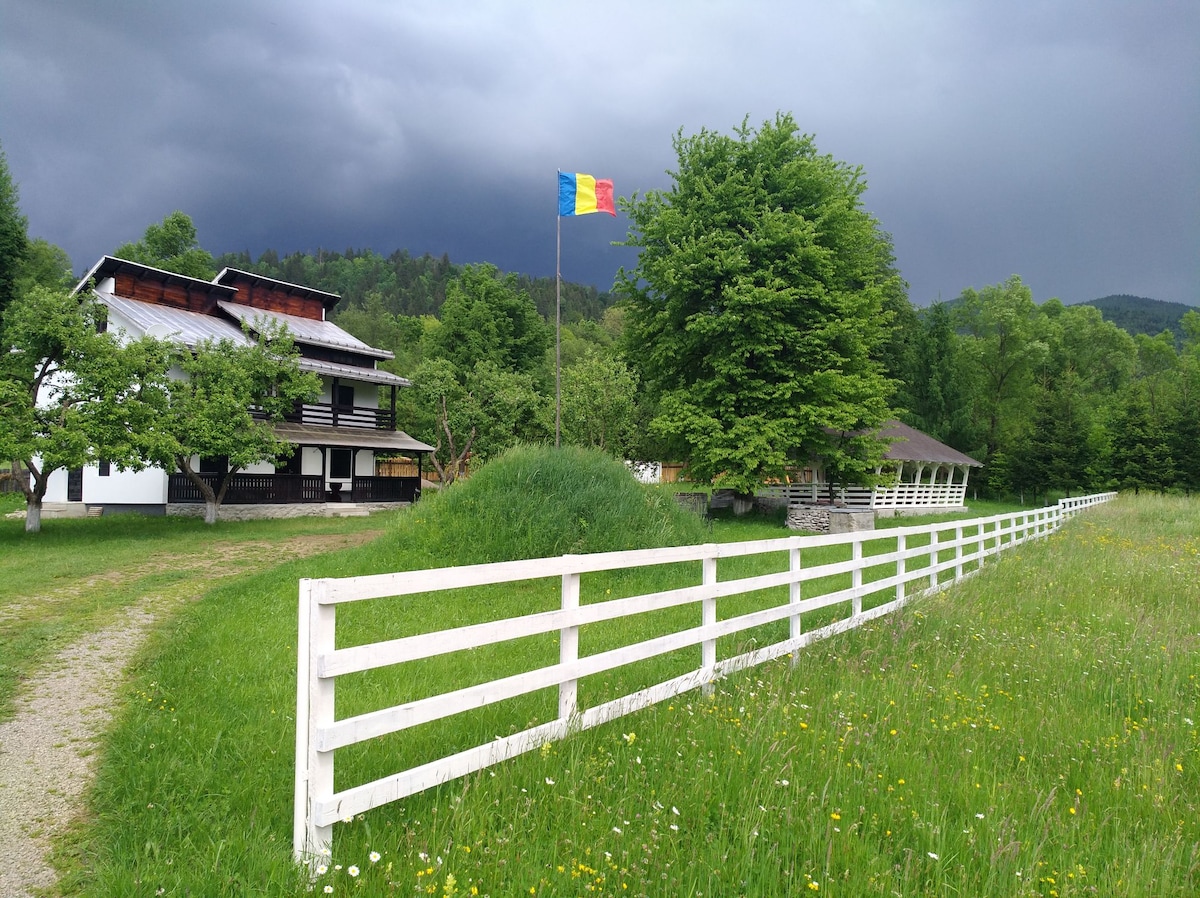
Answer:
top-left (44, 464), bottom-right (168, 504)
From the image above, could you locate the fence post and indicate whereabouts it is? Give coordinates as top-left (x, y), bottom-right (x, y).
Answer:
top-left (928, 529), bottom-right (939, 590)
top-left (295, 579), bottom-right (335, 866)
top-left (789, 544), bottom-right (802, 657)
top-left (294, 580), bottom-right (312, 864)
top-left (895, 533), bottom-right (906, 604)
top-left (851, 537), bottom-right (863, 617)
top-left (954, 525), bottom-right (964, 581)
top-left (559, 567), bottom-right (580, 721)
top-left (702, 551), bottom-right (717, 693)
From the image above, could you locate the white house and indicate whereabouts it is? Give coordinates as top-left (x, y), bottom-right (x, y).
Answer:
top-left (43, 256), bottom-right (433, 517)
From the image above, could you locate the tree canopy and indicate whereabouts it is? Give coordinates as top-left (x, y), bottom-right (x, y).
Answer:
top-left (616, 113), bottom-right (898, 494)
top-left (0, 141), bottom-right (30, 325)
top-left (0, 285), bottom-right (168, 532)
top-left (140, 323), bottom-right (321, 524)
top-left (114, 210), bottom-right (216, 280)
top-left (428, 263), bottom-right (550, 377)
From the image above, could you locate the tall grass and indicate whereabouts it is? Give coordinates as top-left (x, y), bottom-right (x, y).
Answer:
top-left (61, 481), bottom-right (1200, 896)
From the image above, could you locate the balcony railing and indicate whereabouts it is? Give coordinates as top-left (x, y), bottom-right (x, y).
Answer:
top-left (351, 475), bottom-right (420, 503)
top-left (168, 473), bottom-right (420, 505)
top-left (169, 473), bottom-right (326, 504)
top-left (286, 402), bottom-right (396, 430)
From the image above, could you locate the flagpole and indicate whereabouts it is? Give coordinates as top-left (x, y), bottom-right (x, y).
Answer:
top-left (555, 172), bottom-right (562, 449)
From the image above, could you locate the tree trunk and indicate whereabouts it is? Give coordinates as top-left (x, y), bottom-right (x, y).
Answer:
top-left (24, 496), bottom-right (42, 533)
top-left (21, 464), bottom-right (47, 534)
top-left (177, 457), bottom-right (222, 525)
top-left (431, 395), bottom-right (475, 487)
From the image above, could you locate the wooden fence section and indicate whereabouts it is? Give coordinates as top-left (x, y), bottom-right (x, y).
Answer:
top-left (294, 492), bottom-right (1116, 863)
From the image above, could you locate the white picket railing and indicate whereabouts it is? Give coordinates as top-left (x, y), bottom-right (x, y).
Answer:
top-left (294, 492), bottom-right (1116, 862)
top-left (758, 480), bottom-right (969, 508)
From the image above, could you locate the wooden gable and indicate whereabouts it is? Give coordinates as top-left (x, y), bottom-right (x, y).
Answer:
top-left (214, 269), bottom-right (340, 321)
top-left (112, 269), bottom-right (228, 314)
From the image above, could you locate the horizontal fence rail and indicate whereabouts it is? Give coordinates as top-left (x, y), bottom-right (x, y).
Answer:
top-left (294, 492), bottom-right (1115, 863)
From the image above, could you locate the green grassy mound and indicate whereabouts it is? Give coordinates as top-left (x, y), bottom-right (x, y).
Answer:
top-left (393, 444), bottom-right (708, 564)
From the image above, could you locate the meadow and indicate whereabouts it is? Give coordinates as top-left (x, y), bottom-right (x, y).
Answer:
top-left (1, 464), bottom-right (1196, 897)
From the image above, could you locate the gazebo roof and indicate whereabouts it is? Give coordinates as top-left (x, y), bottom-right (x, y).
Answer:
top-left (878, 421), bottom-right (982, 466)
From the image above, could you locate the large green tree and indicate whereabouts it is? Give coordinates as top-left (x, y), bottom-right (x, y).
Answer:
top-left (0, 141), bottom-right (30, 325)
top-left (114, 210), bottom-right (216, 280)
top-left (14, 238), bottom-right (74, 294)
top-left (141, 323), bottom-right (320, 524)
top-left (560, 350), bottom-right (638, 456)
top-left (428, 263), bottom-right (550, 378)
top-left (616, 113), bottom-right (897, 494)
top-left (953, 275), bottom-right (1048, 466)
top-left (0, 285), bottom-right (168, 532)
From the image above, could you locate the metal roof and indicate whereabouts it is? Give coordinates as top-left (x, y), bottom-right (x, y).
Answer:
top-left (101, 292), bottom-right (250, 347)
top-left (296, 357), bottom-right (411, 387)
top-left (99, 294), bottom-right (406, 387)
top-left (217, 301), bottom-right (393, 359)
top-left (272, 423), bottom-right (434, 453)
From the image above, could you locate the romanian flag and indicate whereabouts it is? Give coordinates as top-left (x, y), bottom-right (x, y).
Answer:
top-left (558, 171), bottom-right (616, 216)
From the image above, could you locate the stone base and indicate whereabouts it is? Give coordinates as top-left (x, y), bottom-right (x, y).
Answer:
top-left (786, 503), bottom-right (876, 533)
top-left (166, 502), bottom-right (410, 521)
top-left (828, 507), bottom-right (876, 533)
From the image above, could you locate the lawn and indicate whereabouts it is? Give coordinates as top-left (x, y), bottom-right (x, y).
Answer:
top-left (6, 484), bottom-right (1196, 896)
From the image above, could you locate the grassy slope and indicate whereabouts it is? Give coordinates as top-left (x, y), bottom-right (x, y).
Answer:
top-left (40, 490), bottom-right (1200, 896)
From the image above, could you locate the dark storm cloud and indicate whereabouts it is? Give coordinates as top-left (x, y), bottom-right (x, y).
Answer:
top-left (1, 0), bottom-right (1196, 305)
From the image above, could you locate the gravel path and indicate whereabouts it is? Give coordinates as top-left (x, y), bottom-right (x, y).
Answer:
top-left (0, 530), bottom-right (381, 898)
top-left (0, 606), bottom-right (159, 897)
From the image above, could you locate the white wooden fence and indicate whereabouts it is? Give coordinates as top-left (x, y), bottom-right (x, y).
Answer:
top-left (294, 492), bottom-right (1115, 862)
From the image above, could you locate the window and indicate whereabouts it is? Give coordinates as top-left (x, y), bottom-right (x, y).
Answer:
top-left (279, 449), bottom-right (302, 476)
top-left (98, 460), bottom-right (111, 477)
top-left (330, 449), bottom-right (352, 480)
top-left (200, 455), bottom-right (229, 476)
top-left (336, 384), bottom-right (355, 408)
top-left (67, 468), bottom-right (83, 502)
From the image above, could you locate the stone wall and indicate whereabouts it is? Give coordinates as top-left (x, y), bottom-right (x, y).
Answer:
top-left (786, 504), bottom-right (833, 532)
top-left (786, 504), bottom-right (875, 533)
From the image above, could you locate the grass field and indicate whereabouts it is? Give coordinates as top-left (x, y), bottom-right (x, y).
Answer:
top-left (3, 474), bottom-right (1196, 896)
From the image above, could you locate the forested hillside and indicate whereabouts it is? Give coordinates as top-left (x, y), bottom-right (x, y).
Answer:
top-left (1073, 294), bottom-right (1195, 342)
top-left (888, 280), bottom-right (1200, 500)
top-left (212, 247), bottom-right (612, 323)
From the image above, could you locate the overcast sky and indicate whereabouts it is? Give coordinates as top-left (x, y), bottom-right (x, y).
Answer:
top-left (2, 1), bottom-right (1197, 307)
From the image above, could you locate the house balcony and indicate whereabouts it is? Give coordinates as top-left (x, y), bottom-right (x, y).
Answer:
top-left (250, 401), bottom-right (397, 430)
top-left (168, 473), bottom-right (420, 505)
top-left (285, 401), bottom-right (396, 430)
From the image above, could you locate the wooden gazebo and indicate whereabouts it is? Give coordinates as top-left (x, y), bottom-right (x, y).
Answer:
top-left (758, 421), bottom-right (983, 515)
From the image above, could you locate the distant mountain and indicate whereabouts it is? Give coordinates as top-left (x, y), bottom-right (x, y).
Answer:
top-left (1072, 294), bottom-right (1196, 342)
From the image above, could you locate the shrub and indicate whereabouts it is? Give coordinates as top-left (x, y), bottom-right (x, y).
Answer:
top-left (392, 444), bottom-right (708, 564)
